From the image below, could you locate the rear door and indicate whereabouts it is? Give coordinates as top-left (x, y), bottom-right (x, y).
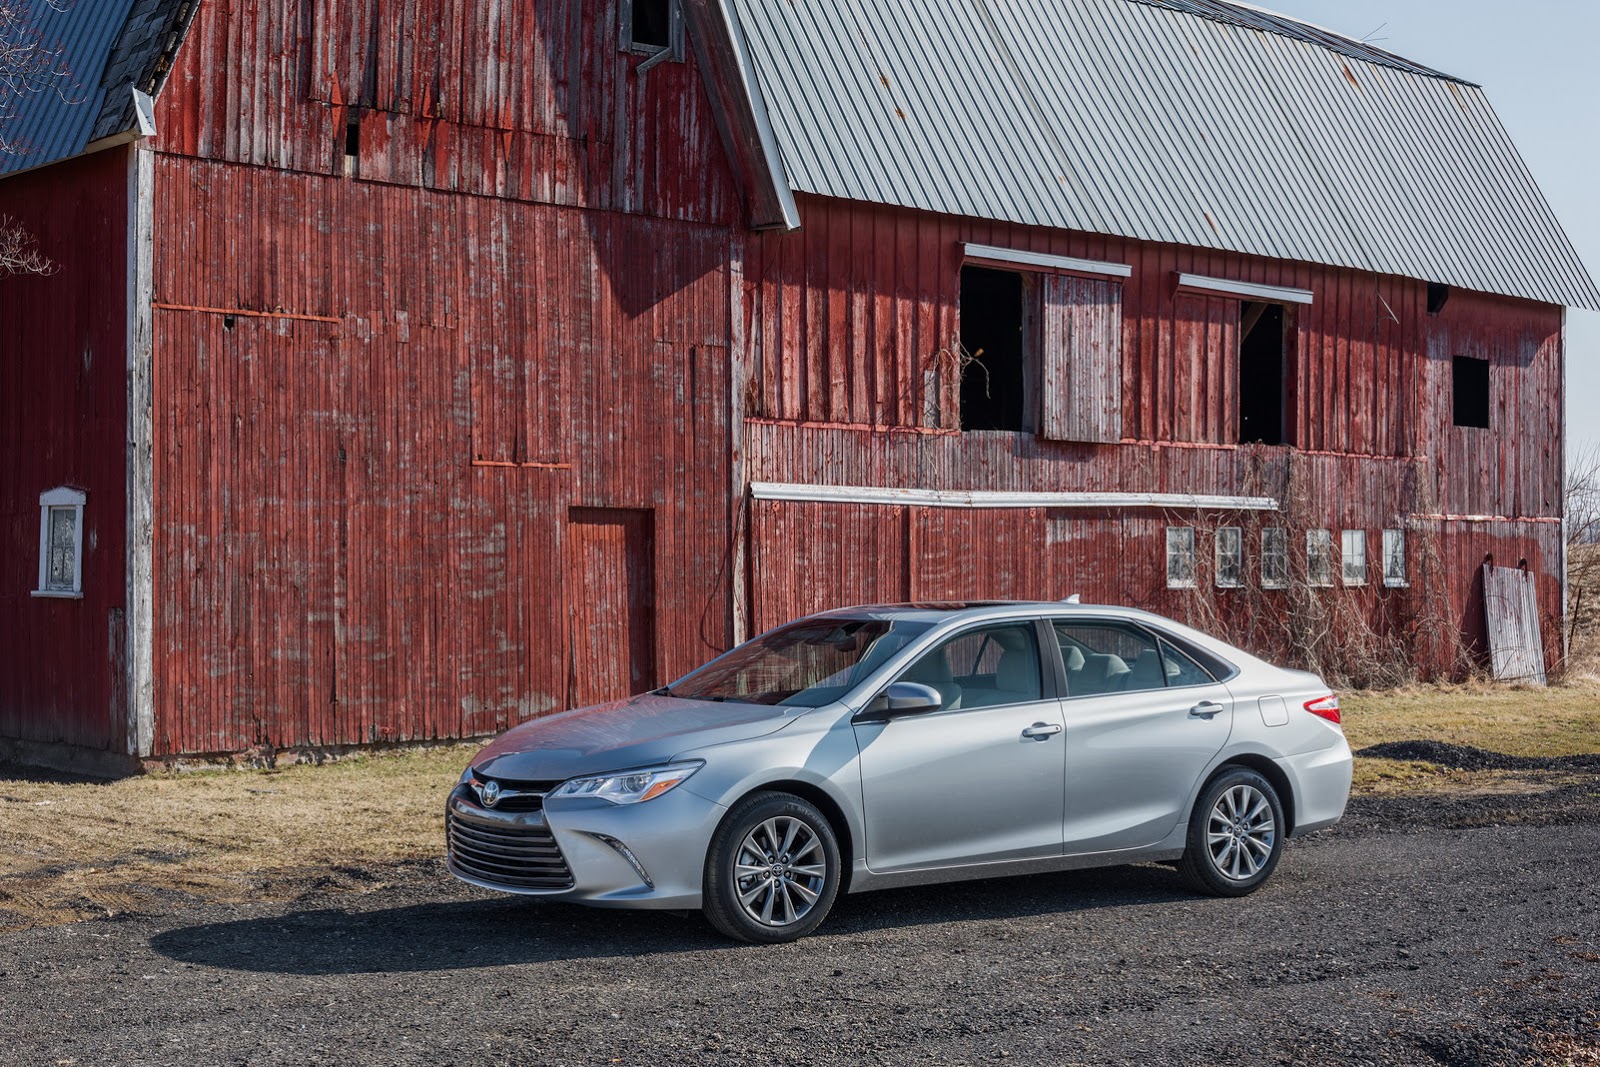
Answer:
top-left (1053, 620), bottom-right (1233, 853)
top-left (853, 621), bottom-right (1066, 873)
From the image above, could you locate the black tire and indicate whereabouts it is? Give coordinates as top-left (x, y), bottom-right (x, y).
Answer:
top-left (702, 791), bottom-right (842, 944)
top-left (1177, 767), bottom-right (1286, 897)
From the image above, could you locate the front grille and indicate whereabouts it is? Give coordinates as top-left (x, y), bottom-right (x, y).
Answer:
top-left (447, 811), bottom-right (575, 890)
top-left (472, 777), bottom-right (560, 813)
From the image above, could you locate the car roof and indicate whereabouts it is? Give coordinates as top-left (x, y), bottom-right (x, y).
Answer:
top-left (809, 601), bottom-right (1163, 625)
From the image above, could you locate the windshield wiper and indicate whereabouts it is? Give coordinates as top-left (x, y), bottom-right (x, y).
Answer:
top-left (651, 685), bottom-right (673, 696)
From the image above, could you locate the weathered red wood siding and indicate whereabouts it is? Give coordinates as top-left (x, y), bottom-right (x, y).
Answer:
top-left (141, 0), bottom-right (741, 754)
top-left (744, 197), bottom-right (1564, 677)
top-left (0, 149), bottom-right (129, 751)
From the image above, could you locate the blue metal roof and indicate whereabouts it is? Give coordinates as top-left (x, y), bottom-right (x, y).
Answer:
top-left (726, 0), bottom-right (1600, 310)
top-left (0, 0), bottom-right (190, 178)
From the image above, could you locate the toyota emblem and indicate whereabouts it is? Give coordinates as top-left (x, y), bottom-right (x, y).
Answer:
top-left (481, 780), bottom-right (502, 807)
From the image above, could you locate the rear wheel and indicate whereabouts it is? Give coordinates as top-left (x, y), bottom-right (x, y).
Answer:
top-left (702, 792), bottom-right (841, 943)
top-left (1178, 767), bottom-right (1285, 897)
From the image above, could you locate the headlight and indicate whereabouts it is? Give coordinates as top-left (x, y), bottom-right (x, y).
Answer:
top-left (548, 761), bottom-right (704, 805)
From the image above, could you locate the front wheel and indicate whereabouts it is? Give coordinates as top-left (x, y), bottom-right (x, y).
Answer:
top-left (1178, 768), bottom-right (1285, 897)
top-left (702, 792), bottom-right (842, 943)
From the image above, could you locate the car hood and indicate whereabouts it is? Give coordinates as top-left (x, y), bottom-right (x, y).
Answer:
top-left (470, 693), bottom-right (801, 781)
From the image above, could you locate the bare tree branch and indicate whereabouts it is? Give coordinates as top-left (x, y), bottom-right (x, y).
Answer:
top-left (0, 0), bottom-right (78, 277)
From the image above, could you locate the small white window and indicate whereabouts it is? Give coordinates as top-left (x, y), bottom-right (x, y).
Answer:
top-left (34, 487), bottom-right (86, 599)
top-left (1261, 527), bottom-right (1288, 590)
top-left (1306, 529), bottom-right (1333, 587)
top-left (1342, 530), bottom-right (1367, 586)
top-left (1215, 527), bottom-right (1242, 589)
top-left (1166, 527), bottom-right (1196, 589)
top-left (1383, 529), bottom-right (1408, 588)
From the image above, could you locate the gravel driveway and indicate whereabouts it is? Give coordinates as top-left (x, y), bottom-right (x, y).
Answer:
top-left (2, 778), bottom-right (1597, 1066)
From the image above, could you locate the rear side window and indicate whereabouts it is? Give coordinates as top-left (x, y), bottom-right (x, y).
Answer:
top-left (1055, 622), bottom-right (1219, 697)
top-left (1054, 622), bottom-right (1167, 697)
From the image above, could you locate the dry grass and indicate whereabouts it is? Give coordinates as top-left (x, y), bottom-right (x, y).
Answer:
top-left (1342, 679), bottom-right (1600, 791)
top-left (2, 682), bottom-right (1599, 933)
top-left (0, 745), bottom-right (474, 933)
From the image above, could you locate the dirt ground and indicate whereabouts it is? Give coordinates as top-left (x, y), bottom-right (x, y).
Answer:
top-left (2, 682), bottom-right (1598, 936)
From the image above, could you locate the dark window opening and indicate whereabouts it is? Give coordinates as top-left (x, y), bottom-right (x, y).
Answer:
top-left (1452, 355), bottom-right (1490, 428)
top-left (343, 111), bottom-right (361, 177)
top-left (1238, 301), bottom-right (1288, 445)
top-left (959, 266), bottom-right (1033, 432)
top-left (1427, 282), bottom-right (1451, 316)
top-left (630, 0), bottom-right (672, 50)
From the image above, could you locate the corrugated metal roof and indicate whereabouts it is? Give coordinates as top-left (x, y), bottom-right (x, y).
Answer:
top-left (0, 0), bottom-right (192, 178)
top-left (726, 0), bottom-right (1600, 310)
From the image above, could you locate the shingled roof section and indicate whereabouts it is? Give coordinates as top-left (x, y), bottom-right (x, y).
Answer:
top-left (725, 0), bottom-right (1599, 310)
top-left (0, 0), bottom-right (194, 178)
top-left (91, 0), bottom-right (195, 142)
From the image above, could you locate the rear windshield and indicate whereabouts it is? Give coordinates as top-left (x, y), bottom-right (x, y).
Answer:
top-left (669, 618), bottom-right (932, 707)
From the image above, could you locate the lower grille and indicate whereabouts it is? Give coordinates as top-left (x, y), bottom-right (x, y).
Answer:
top-left (447, 811), bottom-right (575, 890)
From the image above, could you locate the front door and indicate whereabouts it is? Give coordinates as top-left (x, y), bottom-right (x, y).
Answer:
top-left (1053, 620), bottom-right (1234, 853)
top-left (566, 508), bottom-right (656, 707)
top-left (853, 621), bottom-right (1066, 873)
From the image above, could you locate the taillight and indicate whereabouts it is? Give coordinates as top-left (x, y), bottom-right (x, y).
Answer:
top-left (1304, 694), bottom-right (1341, 725)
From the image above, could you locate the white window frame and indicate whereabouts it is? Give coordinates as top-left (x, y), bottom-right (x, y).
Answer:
top-left (34, 487), bottom-right (86, 599)
top-left (1166, 527), bottom-right (1196, 589)
top-left (1342, 529), bottom-right (1368, 586)
top-left (1382, 528), bottom-right (1409, 588)
top-left (1215, 527), bottom-right (1243, 589)
top-left (1306, 529), bottom-right (1333, 588)
top-left (1261, 527), bottom-right (1288, 590)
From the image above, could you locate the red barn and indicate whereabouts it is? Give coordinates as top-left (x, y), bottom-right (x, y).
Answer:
top-left (1, 0), bottom-right (1593, 771)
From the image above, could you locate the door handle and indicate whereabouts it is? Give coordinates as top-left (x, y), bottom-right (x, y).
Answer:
top-left (1189, 701), bottom-right (1225, 720)
top-left (1021, 722), bottom-right (1063, 741)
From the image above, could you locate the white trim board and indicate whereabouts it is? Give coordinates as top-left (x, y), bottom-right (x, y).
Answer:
top-left (751, 482), bottom-right (1278, 511)
top-left (962, 243), bottom-right (1132, 279)
top-left (1176, 273), bottom-right (1315, 305)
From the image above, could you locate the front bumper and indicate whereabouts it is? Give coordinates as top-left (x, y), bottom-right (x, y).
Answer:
top-left (445, 783), bottom-right (727, 910)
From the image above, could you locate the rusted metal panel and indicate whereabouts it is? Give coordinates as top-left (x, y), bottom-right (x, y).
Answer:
top-left (1483, 563), bottom-right (1547, 684)
top-left (1041, 275), bottom-right (1122, 444)
top-left (0, 149), bottom-right (130, 751)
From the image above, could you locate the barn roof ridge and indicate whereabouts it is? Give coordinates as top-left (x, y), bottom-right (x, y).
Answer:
top-left (1124, 0), bottom-right (1474, 84)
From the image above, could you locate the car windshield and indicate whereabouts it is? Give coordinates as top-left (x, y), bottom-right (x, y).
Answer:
top-left (669, 618), bottom-right (932, 707)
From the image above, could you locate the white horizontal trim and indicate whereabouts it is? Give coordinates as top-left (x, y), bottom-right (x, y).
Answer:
top-left (1176, 273), bottom-right (1315, 305)
top-left (963, 243), bottom-right (1132, 279)
top-left (751, 482), bottom-right (1278, 511)
top-left (30, 589), bottom-right (84, 600)
top-left (39, 487), bottom-right (86, 506)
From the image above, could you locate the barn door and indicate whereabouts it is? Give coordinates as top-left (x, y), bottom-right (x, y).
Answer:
top-left (566, 508), bottom-right (657, 707)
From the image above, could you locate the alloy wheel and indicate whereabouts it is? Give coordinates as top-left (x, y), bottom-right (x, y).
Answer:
top-left (733, 816), bottom-right (827, 927)
top-left (1205, 783), bottom-right (1276, 881)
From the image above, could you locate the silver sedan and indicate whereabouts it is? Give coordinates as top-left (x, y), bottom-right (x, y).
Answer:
top-left (446, 603), bottom-right (1352, 942)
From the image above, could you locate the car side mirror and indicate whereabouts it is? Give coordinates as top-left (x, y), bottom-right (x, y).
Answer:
top-left (858, 682), bottom-right (943, 722)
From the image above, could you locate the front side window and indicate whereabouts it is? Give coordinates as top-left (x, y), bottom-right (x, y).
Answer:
top-left (1215, 527), bottom-right (1242, 589)
top-left (1167, 527), bottom-right (1196, 589)
top-left (34, 487), bottom-right (86, 598)
top-left (1307, 529), bottom-right (1333, 587)
top-left (670, 617), bottom-right (930, 707)
top-left (896, 624), bottom-right (1043, 711)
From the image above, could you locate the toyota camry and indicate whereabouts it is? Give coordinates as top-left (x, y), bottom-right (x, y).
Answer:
top-left (446, 602), bottom-right (1352, 942)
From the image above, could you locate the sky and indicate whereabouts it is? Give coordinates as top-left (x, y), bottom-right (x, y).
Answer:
top-left (1256, 0), bottom-right (1600, 465)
